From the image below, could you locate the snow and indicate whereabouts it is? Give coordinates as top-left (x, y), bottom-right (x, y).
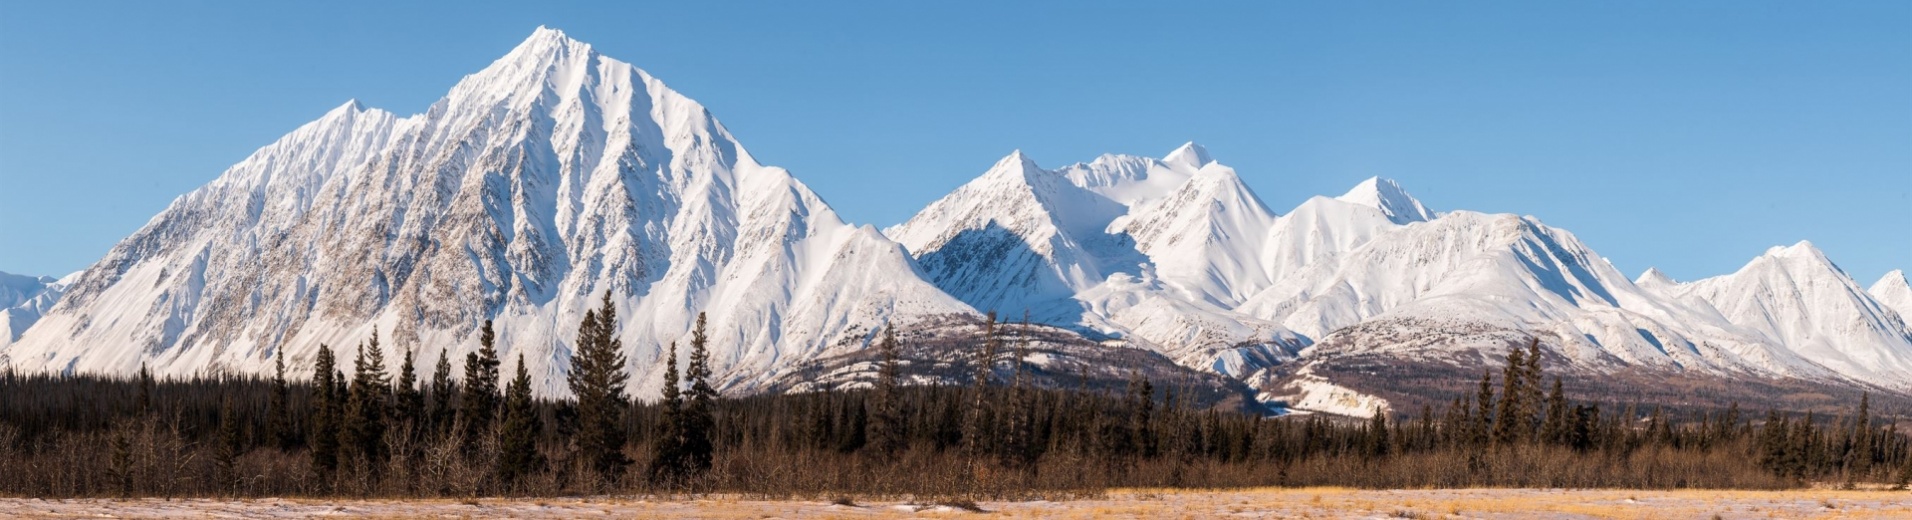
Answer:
top-left (1336, 177), bottom-right (1436, 224)
top-left (1871, 269), bottom-right (1912, 322)
top-left (6, 26), bottom-right (1908, 406)
top-left (0, 271), bottom-right (76, 347)
top-left (2, 28), bottom-right (968, 397)
top-left (1670, 242), bottom-right (1912, 389)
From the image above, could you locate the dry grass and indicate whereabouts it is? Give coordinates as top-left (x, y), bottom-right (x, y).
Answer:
top-left (1, 487), bottom-right (1908, 519)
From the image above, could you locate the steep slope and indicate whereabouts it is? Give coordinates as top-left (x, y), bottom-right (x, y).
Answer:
top-left (5, 28), bottom-right (970, 396)
top-left (1673, 243), bottom-right (1912, 389)
top-left (0, 271), bottom-right (77, 347)
top-left (1336, 177), bottom-right (1436, 224)
top-left (1238, 212), bottom-right (1843, 396)
top-left (1872, 270), bottom-right (1912, 321)
top-left (887, 145), bottom-right (1308, 377)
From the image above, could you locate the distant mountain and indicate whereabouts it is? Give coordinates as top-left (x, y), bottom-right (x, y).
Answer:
top-left (0, 271), bottom-right (76, 347)
top-left (1873, 270), bottom-right (1912, 321)
top-left (6, 28), bottom-right (1907, 415)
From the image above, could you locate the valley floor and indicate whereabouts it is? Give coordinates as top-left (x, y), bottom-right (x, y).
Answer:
top-left (2, 487), bottom-right (1907, 519)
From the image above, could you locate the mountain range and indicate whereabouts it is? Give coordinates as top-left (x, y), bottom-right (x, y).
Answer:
top-left (5, 28), bottom-right (1909, 416)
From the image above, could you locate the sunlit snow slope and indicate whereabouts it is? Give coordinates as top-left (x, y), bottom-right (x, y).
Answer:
top-left (5, 28), bottom-right (969, 396)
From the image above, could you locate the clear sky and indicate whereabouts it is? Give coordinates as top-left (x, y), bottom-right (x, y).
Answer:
top-left (1, 2), bottom-right (1907, 285)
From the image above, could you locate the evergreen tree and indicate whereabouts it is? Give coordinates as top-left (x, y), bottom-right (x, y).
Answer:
top-left (394, 348), bottom-right (423, 430)
top-left (135, 363), bottom-right (154, 415)
top-left (310, 344), bottom-right (342, 476)
top-left (649, 341), bottom-right (685, 483)
top-left (460, 321), bottom-right (502, 451)
top-left (497, 353), bottom-right (544, 487)
top-left (682, 312), bottom-right (716, 477)
top-left (427, 348), bottom-right (454, 435)
top-left (1521, 339), bottom-right (1544, 438)
top-left (1366, 407), bottom-right (1391, 458)
top-left (867, 325), bottom-right (905, 459)
top-left (1540, 377), bottom-right (1568, 445)
top-left (1492, 346), bottom-right (1527, 446)
top-left (345, 330), bottom-right (391, 472)
top-left (1848, 393), bottom-right (1873, 474)
top-left (568, 291), bottom-right (631, 480)
top-left (213, 396), bottom-right (243, 495)
top-left (268, 350), bottom-right (296, 450)
top-left (1471, 369), bottom-right (1494, 447)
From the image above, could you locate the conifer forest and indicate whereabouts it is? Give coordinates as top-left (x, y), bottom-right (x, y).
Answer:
top-left (2, 294), bottom-right (1908, 501)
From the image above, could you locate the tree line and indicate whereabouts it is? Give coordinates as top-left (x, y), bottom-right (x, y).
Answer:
top-left (2, 304), bottom-right (1909, 500)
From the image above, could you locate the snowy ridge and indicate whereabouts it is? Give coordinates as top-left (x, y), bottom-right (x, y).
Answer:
top-left (0, 271), bottom-right (78, 347)
top-left (5, 27), bottom-right (968, 396)
top-left (1872, 270), bottom-right (1912, 321)
top-left (5, 27), bottom-right (1909, 410)
top-left (901, 144), bottom-right (1912, 402)
top-left (1337, 177), bottom-right (1436, 224)
top-left (1670, 242), bottom-right (1912, 389)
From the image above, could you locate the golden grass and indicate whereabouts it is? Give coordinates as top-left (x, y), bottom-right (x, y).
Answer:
top-left (3, 488), bottom-right (1909, 519)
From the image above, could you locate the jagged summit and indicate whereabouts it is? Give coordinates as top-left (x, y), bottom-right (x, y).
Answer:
top-left (1871, 269), bottom-right (1912, 321)
top-left (1161, 141), bottom-right (1215, 170)
top-left (1336, 177), bottom-right (1435, 224)
top-left (1635, 267), bottom-right (1678, 289)
top-left (6, 27), bottom-right (968, 397)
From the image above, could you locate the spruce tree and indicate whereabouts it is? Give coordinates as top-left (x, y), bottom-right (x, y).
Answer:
top-left (1848, 393), bottom-right (1873, 474)
top-left (682, 312), bottom-right (716, 477)
top-left (268, 350), bottom-right (296, 450)
top-left (1366, 407), bottom-right (1391, 458)
top-left (310, 344), bottom-right (342, 476)
top-left (345, 331), bottom-right (391, 472)
top-left (1493, 346), bottom-right (1526, 446)
top-left (868, 325), bottom-right (905, 459)
top-left (649, 341), bottom-right (685, 483)
top-left (1471, 369), bottom-right (1494, 447)
top-left (497, 353), bottom-right (544, 487)
top-left (460, 321), bottom-right (502, 451)
top-left (568, 291), bottom-right (631, 480)
top-left (428, 348), bottom-right (454, 435)
top-left (1127, 373), bottom-right (1157, 458)
top-left (1521, 339), bottom-right (1544, 438)
top-left (1540, 377), bottom-right (1568, 445)
top-left (394, 348), bottom-right (423, 431)
top-left (213, 397), bottom-right (243, 495)
top-left (135, 363), bottom-right (154, 415)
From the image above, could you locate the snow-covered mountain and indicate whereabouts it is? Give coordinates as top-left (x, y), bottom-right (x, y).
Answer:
top-left (0, 271), bottom-right (77, 347)
top-left (5, 27), bottom-right (1907, 411)
top-left (1666, 243), bottom-right (1912, 388)
top-left (896, 143), bottom-right (1912, 408)
top-left (887, 144), bottom-right (1310, 377)
top-left (1873, 270), bottom-right (1912, 321)
top-left (4, 28), bottom-right (968, 396)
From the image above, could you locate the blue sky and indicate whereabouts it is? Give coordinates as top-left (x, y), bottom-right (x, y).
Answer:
top-left (1, 2), bottom-right (1907, 284)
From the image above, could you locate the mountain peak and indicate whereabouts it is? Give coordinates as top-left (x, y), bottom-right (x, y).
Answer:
top-left (1635, 267), bottom-right (1678, 290)
top-left (1879, 269), bottom-right (1909, 288)
top-left (1336, 177), bottom-right (1435, 224)
top-left (523, 25), bottom-right (580, 48)
top-left (1761, 241), bottom-right (1832, 264)
top-left (1162, 141), bottom-right (1214, 170)
top-left (983, 149), bottom-right (1043, 179)
top-left (1872, 269), bottom-right (1912, 320)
